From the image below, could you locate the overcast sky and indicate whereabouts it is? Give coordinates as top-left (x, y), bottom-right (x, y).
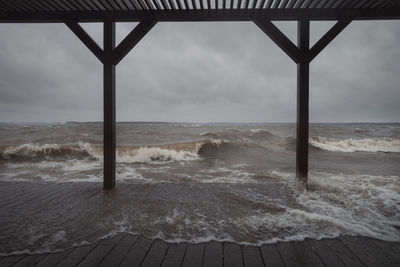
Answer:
top-left (0, 20), bottom-right (399, 123)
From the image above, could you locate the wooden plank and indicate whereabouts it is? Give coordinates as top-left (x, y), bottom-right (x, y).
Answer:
top-left (119, 236), bottom-right (153, 267)
top-left (0, 255), bottom-right (26, 267)
top-left (339, 236), bottom-right (387, 267)
top-left (291, 241), bottom-right (325, 267)
top-left (361, 238), bottom-right (400, 267)
top-left (34, 249), bottom-right (74, 266)
top-left (277, 242), bottom-right (303, 267)
top-left (77, 234), bottom-right (124, 266)
top-left (0, 182), bottom-right (37, 204)
top-left (224, 242), bottom-right (243, 267)
top-left (161, 243), bottom-right (187, 267)
top-left (56, 242), bottom-right (100, 267)
top-left (0, 182), bottom-right (62, 213)
top-left (12, 254), bottom-right (46, 267)
top-left (306, 239), bottom-right (345, 267)
top-left (309, 18), bottom-right (352, 61)
top-left (253, 19), bottom-right (300, 63)
top-left (182, 243), bottom-right (204, 267)
top-left (242, 246), bottom-right (263, 267)
top-left (324, 238), bottom-right (364, 267)
top-left (0, 182), bottom-right (56, 206)
top-left (99, 234), bottom-right (140, 266)
top-left (17, 182), bottom-right (78, 212)
top-left (203, 241), bottom-right (223, 267)
top-left (112, 19), bottom-right (156, 65)
top-left (260, 243), bottom-right (284, 267)
top-left (0, 182), bottom-right (81, 217)
top-left (140, 239), bottom-right (169, 267)
top-left (2, 8), bottom-right (400, 23)
top-left (372, 238), bottom-right (400, 259)
top-left (65, 21), bottom-right (104, 63)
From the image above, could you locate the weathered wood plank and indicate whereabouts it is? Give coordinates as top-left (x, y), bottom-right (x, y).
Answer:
top-left (242, 246), bottom-right (263, 267)
top-left (0, 182), bottom-right (72, 211)
top-left (223, 242), bottom-right (243, 267)
top-left (99, 234), bottom-right (139, 266)
top-left (277, 241), bottom-right (303, 267)
top-left (77, 234), bottom-right (124, 267)
top-left (56, 242), bottom-right (100, 267)
top-left (140, 239), bottom-right (169, 267)
top-left (119, 236), bottom-right (153, 267)
top-left (0, 182), bottom-right (60, 213)
top-left (353, 237), bottom-right (400, 267)
top-left (34, 249), bottom-right (73, 266)
top-left (161, 243), bottom-right (187, 267)
top-left (371, 238), bottom-right (400, 265)
top-left (339, 236), bottom-right (387, 267)
top-left (12, 254), bottom-right (46, 267)
top-left (0, 255), bottom-right (26, 267)
top-left (0, 182), bottom-right (28, 202)
top-left (291, 241), bottom-right (325, 267)
top-left (324, 238), bottom-right (364, 267)
top-left (182, 243), bottom-right (204, 267)
top-left (306, 238), bottom-right (345, 267)
top-left (203, 241), bottom-right (223, 267)
top-left (260, 243), bottom-right (284, 267)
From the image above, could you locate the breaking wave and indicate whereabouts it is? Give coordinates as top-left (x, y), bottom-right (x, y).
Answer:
top-left (0, 139), bottom-right (227, 163)
top-left (311, 136), bottom-right (400, 153)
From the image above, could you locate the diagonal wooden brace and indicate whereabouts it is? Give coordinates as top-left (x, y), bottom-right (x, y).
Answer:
top-left (65, 21), bottom-right (105, 63)
top-left (254, 18), bottom-right (301, 63)
top-left (112, 19), bottom-right (157, 65)
top-left (309, 17), bottom-right (352, 62)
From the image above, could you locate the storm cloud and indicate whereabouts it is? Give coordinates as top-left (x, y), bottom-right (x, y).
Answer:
top-left (0, 20), bottom-right (399, 123)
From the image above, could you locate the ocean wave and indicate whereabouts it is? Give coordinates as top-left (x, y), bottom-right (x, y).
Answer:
top-left (0, 142), bottom-right (101, 160)
top-left (0, 139), bottom-right (227, 163)
top-left (250, 128), bottom-right (270, 134)
top-left (310, 136), bottom-right (400, 153)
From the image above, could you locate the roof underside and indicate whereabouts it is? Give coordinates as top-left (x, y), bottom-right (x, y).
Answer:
top-left (1, 0), bottom-right (400, 22)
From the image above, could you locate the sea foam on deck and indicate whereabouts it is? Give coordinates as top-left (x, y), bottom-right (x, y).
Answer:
top-left (0, 122), bottom-right (399, 254)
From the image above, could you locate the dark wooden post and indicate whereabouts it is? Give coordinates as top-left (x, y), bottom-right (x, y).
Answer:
top-left (103, 19), bottom-right (116, 190)
top-left (296, 19), bottom-right (310, 186)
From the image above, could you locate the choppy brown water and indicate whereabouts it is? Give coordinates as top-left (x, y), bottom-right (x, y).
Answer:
top-left (0, 122), bottom-right (399, 254)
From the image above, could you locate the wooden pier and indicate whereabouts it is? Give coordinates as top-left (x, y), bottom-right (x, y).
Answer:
top-left (0, 181), bottom-right (399, 267)
top-left (2, 233), bottom-right (399, 267)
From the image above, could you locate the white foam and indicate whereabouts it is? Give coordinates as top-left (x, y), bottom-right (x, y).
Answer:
top-left (311, 136), bottom-right (400, 153)
top-left (270, 170), bottom-right (400, 242)
top-left (117, 147), bottom-right (199, 163)
top-left (250, 128), bottom-right (268, 134)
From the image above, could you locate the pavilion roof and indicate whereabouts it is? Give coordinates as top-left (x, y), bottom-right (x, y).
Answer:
top-left (1, 0), bottom-right (400, 22)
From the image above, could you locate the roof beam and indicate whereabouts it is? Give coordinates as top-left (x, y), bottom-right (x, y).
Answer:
top-left (65, 21), bottom-right (105, 62)
top-left (309, 17), bottom-right (352, 61)
top-left (254, 18), bottom-right (300, 63)
top-left (112, 19), bottom-right (156, 64)
top-left (1, 8), bottom-right (400, 22)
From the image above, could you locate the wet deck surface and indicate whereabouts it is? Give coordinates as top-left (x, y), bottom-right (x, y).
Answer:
top-left (0, 181), bottom-right (399, 267)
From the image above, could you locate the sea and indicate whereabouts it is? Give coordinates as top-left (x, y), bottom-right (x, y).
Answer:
top-left (0, 122), bottom-right (399, 254)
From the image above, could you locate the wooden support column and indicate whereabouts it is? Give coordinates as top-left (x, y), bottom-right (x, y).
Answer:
top-left (296, 19), bottom-right (310, 187)
top-left (103, 20), bottom-right (116, 190)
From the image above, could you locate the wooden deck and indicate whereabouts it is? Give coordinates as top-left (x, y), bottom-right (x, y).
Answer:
top-left (0, 181), bottom-right (399, 267)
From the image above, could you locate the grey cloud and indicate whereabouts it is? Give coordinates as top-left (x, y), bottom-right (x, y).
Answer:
top-left (0, 20), bottom-right (399, 123)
